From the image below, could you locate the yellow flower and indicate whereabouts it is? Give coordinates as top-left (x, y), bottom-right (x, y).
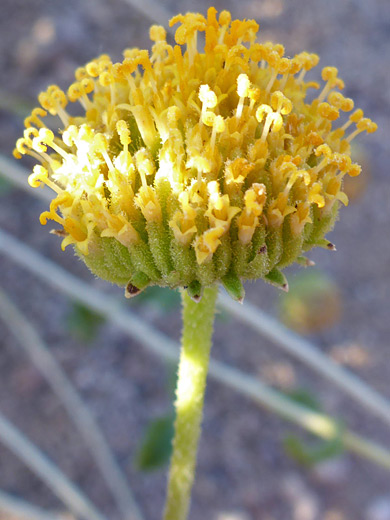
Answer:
top-left (15, 8), bottom-right (376, 299)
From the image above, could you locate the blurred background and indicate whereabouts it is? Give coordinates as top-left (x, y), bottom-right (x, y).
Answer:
top-left (0, 0), bottom-right (389, 519)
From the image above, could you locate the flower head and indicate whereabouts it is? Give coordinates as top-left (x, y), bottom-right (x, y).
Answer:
top-left (15, 8), bottom-right (377, 300)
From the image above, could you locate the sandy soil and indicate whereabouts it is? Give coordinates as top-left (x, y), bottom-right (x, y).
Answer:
top-left (0, 1), bottom-right (389, 519)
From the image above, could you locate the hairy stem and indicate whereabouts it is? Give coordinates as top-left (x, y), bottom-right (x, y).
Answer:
top-left (163, 286), bottom-right (218, 520)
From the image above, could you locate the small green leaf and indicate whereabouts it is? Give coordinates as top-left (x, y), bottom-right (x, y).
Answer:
top-left (135, 414), bottom-right (175, 472)
top-left (284, 388), bottom-right (322, 412)
top-left (296, 256), bottom-right (315, 267)
top-left (264, 267), bottom-right (289, 291)
top-left (283, 432), bottom-right (344, 468)
top-left (221, 271), bottom-right (245, 302)
top-left (125, 271), bottom-right (151, 298)
top-left (0, 176), bottom-right (13, 196)
top-left (66, 302), bottom-right (105, 343)
top-left (306, 238), bottom-right (336, 251)
top-left (186, 280), bottom-right (202, 302)
top-left (282, 387), bottom-right (345, 467)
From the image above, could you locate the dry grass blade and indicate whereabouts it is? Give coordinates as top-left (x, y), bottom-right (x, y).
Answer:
top-left (0, 288), bottom-right (144, 520)
top-left (120, 0), bottom-right (172, 31)
top-left (0, 489), bottom-right (73, 520)
top-left (0, 412), bottom-right (107, 520)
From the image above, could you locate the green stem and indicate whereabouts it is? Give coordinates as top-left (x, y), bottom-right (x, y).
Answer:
top-left (163, 285), bottom-right (218, 520)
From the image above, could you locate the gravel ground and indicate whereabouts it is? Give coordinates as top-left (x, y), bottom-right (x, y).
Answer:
top-left (0, 1), bottom-right (389, 519)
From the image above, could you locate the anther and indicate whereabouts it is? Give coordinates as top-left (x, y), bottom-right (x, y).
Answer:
top-left (346, 117), bottom-right (378, 142)
top-left (135, 148), bottom-right (156, 187)
top-left (199, 84), bottom-right (218, 129)
top-left (236, 74), bottom-right (251, 119)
